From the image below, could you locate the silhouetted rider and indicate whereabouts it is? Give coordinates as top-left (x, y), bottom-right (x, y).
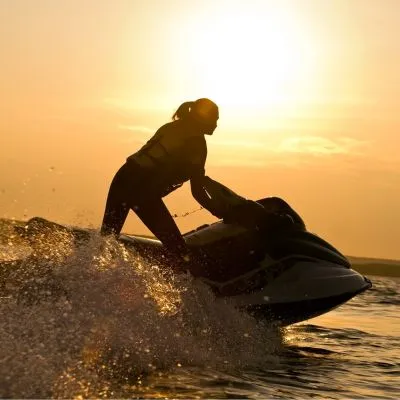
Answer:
top-left (100, 98), bottom-right (224, 256)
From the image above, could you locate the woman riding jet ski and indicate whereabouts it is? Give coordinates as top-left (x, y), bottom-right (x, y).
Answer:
top-left (5, 99), bottom-right (371, 324)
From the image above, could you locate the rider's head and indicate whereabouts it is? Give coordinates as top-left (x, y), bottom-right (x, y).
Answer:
top-left (172, 98), bottom-right (219, 135)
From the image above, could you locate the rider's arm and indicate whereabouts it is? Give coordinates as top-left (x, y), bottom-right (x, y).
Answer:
top-left (186, 137), bottom-right (224, 218)
top-left (190, 175), bottom-right (224, 218)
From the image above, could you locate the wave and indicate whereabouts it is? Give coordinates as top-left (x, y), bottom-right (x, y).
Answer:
top-left (0, 229), bottom-right (283, 398)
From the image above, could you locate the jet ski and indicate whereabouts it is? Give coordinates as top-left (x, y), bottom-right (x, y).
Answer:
top-left (118, 179), bottom-right (371, 325)
top-left (5, 178), bottom-right (371, 325)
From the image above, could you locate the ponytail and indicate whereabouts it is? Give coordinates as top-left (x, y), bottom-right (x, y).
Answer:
top-left (172, 101), bottom-right (194, 121)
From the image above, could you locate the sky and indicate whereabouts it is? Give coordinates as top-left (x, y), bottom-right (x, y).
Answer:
top-left (1, 0), bottom-right (399, 259)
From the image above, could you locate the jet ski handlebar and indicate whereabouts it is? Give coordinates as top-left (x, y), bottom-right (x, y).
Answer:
top-left (202, 176), bottom-right (305, 231)
top-left (222, 199), bottom-right (299, 231)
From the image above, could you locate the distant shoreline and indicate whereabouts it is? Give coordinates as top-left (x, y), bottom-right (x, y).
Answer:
top-left (348, 256), bottom-right (400, 277)
top-left (350, 262), bottom-right (400, 278)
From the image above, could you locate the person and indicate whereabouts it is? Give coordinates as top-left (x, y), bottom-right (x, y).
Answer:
top-left (100, 98), bottom-right (225, 258)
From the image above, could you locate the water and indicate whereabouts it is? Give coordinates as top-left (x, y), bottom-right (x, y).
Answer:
top-left (0, 219), bottom-right (399, 399)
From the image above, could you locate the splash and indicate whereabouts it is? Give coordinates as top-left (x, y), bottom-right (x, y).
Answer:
top-left (0, 222), bottom-right (283, 398)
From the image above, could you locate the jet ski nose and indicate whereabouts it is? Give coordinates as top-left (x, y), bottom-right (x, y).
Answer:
top-left (364, 276), bottom-right (373, 289)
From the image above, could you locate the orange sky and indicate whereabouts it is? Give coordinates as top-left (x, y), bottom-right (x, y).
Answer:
top-left (1, 0), bottom-right (400, 259)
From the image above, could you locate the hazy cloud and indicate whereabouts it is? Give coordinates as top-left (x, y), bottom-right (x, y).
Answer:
top-left (211, 138), bottom-right (266, 149)
top-left (277, 136), bottom-right (369, 155)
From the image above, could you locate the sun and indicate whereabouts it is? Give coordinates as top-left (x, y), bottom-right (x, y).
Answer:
top-left (185, 3), bottom-right (317, 112)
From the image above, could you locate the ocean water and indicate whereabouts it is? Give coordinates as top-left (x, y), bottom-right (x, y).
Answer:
top-left (0, 220), bottom-right (399, 399)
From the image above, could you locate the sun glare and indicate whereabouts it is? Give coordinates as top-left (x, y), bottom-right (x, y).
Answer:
top-left (185, 4), bottom-right (317, 113)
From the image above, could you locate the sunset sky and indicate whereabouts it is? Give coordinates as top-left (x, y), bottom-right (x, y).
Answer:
top-left (1, 0), bottom-right (399, 259)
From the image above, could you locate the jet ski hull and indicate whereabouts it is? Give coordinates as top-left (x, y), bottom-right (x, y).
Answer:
top-left (246, 282), bottom-right (371, 325)
top-left (118, 219), bottom-right (372, 325)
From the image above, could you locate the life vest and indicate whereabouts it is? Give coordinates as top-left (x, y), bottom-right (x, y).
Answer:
top-left (127, 121), bottom-right (207, 196)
